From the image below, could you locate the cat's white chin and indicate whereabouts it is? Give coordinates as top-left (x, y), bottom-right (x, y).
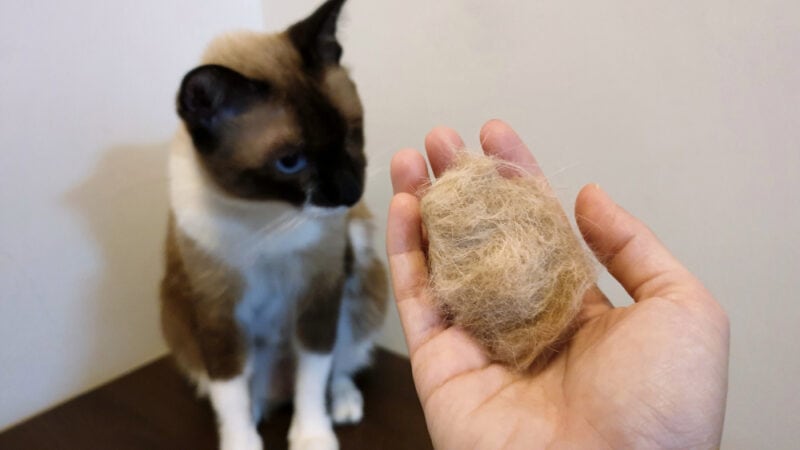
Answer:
top-left (303, 204), bottom-right (350, 218)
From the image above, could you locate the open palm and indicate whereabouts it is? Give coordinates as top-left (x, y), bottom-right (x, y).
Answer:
top-left (386, 120), bottom-right (729, 449)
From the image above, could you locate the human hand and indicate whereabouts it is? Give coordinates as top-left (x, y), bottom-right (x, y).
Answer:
top-left (386, 120), bottom-right (729, 449)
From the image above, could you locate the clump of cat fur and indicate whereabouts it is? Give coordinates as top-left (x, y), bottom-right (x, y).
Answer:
top-left (420, 152), bottom-right (596, 370)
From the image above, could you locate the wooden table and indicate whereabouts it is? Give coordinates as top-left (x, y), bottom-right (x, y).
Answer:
top-left (0, 350), bottom-right (432, 450)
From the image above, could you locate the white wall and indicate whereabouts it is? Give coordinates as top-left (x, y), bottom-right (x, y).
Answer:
top-left (2, 0), bottom-right (798, 447)
top-left (0, 0), bottom-right (264, 430)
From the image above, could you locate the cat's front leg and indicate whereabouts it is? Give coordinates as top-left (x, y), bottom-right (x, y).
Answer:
top-left (289, 279), bottom-right (344, 450)
top-left (196, 317), bottom-right (262, 450)
top-left (209, 373), bottom-right (263, 450)
top-left (289, 350), bottom-right (338, 450)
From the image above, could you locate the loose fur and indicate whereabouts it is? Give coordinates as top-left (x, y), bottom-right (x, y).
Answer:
top-left (160, 2), bottom-right (387, 449)
top-left (420, 152), bottom-right (596, 370)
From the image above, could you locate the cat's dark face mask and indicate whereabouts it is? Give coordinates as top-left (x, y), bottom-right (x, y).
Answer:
top-left (176, 0), bottom-right (365, 209)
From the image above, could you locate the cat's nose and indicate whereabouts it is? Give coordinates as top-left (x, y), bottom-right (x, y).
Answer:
top-left (336, 170), bottom-right (363, 206)
top-left (311, 170), bottom-right (363, 207)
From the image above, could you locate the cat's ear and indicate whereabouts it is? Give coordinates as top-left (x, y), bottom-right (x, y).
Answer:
top-left (177, 65), bottom-right (268, 151)
top-left (288, 0), bottom-right (347, 69)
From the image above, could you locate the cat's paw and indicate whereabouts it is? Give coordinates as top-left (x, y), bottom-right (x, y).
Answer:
top-left (288, 426), bottom-right (338, 450)
top-left (330, 377), bottom-right (363, 424)
top-left (220, 427), bottom-right (263, 450)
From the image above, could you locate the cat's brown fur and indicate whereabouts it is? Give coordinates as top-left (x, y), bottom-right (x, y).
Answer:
top-left (160, 2), bottom-right (386, 449)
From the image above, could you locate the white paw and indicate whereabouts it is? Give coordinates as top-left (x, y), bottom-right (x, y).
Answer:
top-left (330, 378), bottom-right (363, 425)
top-left (220, 427), bottom-right (263, 450)
top-left (288, 427), bottom-right (338, 450)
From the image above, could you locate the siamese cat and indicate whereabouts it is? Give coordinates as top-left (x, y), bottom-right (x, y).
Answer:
top-left (160, 1), bottom-right (387, 449)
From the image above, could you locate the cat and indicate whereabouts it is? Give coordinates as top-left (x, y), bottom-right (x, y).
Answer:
top-left (159, 1), bottom-right (387, 449)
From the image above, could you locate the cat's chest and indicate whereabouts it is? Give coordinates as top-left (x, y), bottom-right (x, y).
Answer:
top-left (196, 210), bottom-right (345, 322)
top-left (197, 211), bottom-right (347, 338)
top-left (233, 256), bottom-right (305, 343)
top-left (232, 234), bottom-right (346, 343)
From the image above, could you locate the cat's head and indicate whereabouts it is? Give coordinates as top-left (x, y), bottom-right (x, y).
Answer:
top-left (176, 0), bottom-right (364, 209)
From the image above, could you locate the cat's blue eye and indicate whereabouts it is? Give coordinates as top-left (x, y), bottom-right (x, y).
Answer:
top-left (275, 154), bottom-right (308, 174)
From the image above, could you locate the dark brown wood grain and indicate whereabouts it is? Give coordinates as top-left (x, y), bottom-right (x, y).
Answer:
top-left (0, 349), bottom-right (432, 450)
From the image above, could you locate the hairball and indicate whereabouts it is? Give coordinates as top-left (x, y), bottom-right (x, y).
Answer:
top-left (419, 151), bottom-right (596, 371)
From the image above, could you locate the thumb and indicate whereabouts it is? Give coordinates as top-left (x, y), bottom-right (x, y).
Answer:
top-left (575, 184), bottom-right (699, 302)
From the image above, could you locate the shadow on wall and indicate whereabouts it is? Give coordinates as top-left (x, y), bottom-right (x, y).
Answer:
top-left (64, 142), bottom-right (171, 386)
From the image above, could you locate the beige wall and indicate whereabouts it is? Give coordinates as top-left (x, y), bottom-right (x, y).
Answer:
top-left (1, 0), bottom-right (797, 447)
top-left (0, 0), bottom-right (264, 430)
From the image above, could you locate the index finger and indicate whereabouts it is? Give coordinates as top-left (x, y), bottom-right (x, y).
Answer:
top-left (386, 192), bottom-right (446, 355)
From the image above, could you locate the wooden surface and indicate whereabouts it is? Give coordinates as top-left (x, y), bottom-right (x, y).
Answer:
top-left (0, 349), bottom-right (432, 450)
